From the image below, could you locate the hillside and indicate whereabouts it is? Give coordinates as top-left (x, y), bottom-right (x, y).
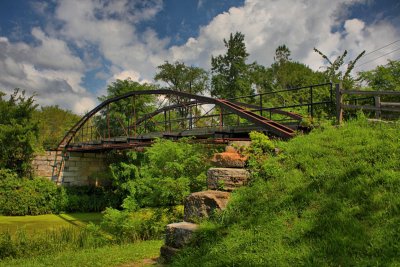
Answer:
top-left (171, 118), bottom-right (400, 266)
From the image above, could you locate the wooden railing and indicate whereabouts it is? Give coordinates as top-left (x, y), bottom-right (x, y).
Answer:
top-left (335, 84), bottom-right (400, 124)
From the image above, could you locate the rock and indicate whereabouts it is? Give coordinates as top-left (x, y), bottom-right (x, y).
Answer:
top-left (165, 222), bottom-right (199, 248)
top-left (211, 151), bottom-right (247, 168)
top-left (207, 168), bottom-right (250, 191)
top-left (184, 190), bottom-right (230, 222)
top-left (160, 245), bottom-right (180, 263)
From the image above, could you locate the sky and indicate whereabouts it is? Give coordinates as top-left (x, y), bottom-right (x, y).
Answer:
top-left (0, 0), bottom-right (399, 114)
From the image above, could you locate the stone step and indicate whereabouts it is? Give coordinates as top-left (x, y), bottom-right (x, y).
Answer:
top-left (207, 168), bottom-right (250, 191)
top-left (184, 190), bottom-right (230, 223)
top-left (211, 150), bottom-right (247, 168)
top-left (159, 245), bottom-right (179, 263)
top-left (164, 221), bottom-right (199, 249)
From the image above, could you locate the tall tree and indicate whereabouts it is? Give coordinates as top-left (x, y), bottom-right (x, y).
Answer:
top-left (33, 106), bottom-right (80, 150)
top-left (274, 44), bottom-right (292, 64)
top-left (0, 89), bottom-right (39, 177)
top-left (211, 32), bottom-right (254, 99)
top-left (96, 79), bottom-right (156, 136)
top-left (154, 61), bottom-right (208, 95)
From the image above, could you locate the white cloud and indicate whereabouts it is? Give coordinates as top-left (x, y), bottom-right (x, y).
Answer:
top-left (1, 0), bottom-right (400, 116)
top-left (0, 34), bottom-right (93, 114)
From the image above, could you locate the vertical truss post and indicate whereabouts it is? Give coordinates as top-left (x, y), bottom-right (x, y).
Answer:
top-left (133, 96), bottom-right (137, 138)
top-left (259, 94), bottom-right (263, 116)
top-left (164, 110), bottom-right (167, 132)
top-left (219, 107), bottom-right (223, 131)
top-left (107, 104), bottom-right (110, 139)
top-left (310, 86), bottom-right (314, 118)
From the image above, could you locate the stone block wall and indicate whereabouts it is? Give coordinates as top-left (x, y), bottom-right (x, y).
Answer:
top-left (32, 151), bottom-right (108, 186)
top-left (32, 151), bottom-right (57, 180)
top-left (62, 152), bottom-right (108, 186)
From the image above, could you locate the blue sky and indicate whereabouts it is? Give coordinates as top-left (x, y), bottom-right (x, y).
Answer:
top-left (0, 0), bottom-right (399, 113)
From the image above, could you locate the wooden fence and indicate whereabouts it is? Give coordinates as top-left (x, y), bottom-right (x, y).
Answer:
top-left (335, 84), bottom-right (400, 124)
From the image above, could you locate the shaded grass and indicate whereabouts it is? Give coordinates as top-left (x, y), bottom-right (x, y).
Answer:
top-left (171, 119), bottom-right (400, 266)
top-left (0, 240), bottom-right (162, 267)
top-left (0, 213), bottom-right (102, 235)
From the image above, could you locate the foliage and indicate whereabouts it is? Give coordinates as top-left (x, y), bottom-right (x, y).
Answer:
top-left (211, 32), bottom-right (255, 99)
top-left (62, 185), bottom-right (122, 213)
top-left (0, 174), bottom-right (65, 216)
top-left (101, 206), bottom-right (183, 243)
top-left (0, 89), bottom-right (39, 176)
top-left (0, 240), bottom-right (162, 267)
top-left (33, 105), bottom-right (80, 150)
top-left (357, 59), bottom-right (400, 92)
top-left (155, 61), bottom-right (208, 95)
top-left (109, 138), bottom-right (211, 209)
top-left (314, 47), bottom-right (365, 89)
top-left (96, 79), bottom-right (156, 136)
top-left (171, 119), bottom-right (400, 266)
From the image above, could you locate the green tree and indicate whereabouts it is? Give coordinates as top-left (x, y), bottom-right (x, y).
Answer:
top-left (0, 89), bottom-right (39, 176)
top-left (274, 44), bottom-right (292, 64)
top-left (33, 106), bottom-right (80, 150)
top-left (314, 48), bottom-right (365, 89)
top-left (211, 32), bottom-right (254, 99)
top-left (154, 61), bottom-right (208, 95)
top-left (357, 60), bottom-right (400, 91)
top-left (96, 79), bottom-right (156, 137)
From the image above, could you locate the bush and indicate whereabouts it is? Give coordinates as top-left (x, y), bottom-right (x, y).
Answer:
top-left (0, 172), bottom-right (64, 216)
top-left (101, 206), bottom-right (184, 243)
top-left (62, 186), bottom-right (121, 213)
top-left (110, 138), bottom-right (212, 208)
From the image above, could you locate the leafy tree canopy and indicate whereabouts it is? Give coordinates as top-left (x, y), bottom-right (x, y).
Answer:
top-left (357, 59), bottom-right (400, 91)
top-left (154, 61), bottom-right (208, 95)
top-left (33, 106), bottom-right (80, 150)
top-left (211, 32), bottom-right (254, 99)
top-left (0, 89), bottom-right (39, 176)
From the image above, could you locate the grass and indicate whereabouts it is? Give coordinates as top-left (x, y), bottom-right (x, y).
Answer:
top-left (171, 118), bottom-right (400, 266)
top-left (0, 213), bottom-right (102, 235)
top-left (0, 240), bottom-right (162, 267)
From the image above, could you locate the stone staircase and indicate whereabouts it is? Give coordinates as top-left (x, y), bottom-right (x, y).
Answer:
top-left (160, 142), bottom-right (250, 262)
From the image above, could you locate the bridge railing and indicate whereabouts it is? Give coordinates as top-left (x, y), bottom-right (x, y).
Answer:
top-left (227, 82), bottom-right (335, 120)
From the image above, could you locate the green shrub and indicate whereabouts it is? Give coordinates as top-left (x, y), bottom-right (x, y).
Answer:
top-left (110, 138), bottom-right (212, 208)
top-left (101, 206), bottom-right (183, 243)
top-left (62, 186), bottom-right (121, 213)
top-left (0, 174), bottom-right (64, 216)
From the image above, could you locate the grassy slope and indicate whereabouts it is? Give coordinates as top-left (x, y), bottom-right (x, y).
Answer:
top-left (0, 213), bottom-right (102, 234)
top-left (172, 119), bottom-right (400, 266)
top-left (0, 240), bottom-right (162, 267)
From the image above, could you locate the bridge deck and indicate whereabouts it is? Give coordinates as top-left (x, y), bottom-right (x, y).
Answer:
top-left (67, 123), bottom-right (300, 152)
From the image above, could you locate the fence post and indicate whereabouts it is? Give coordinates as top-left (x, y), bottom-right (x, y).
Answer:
top-left (335, 83), bottom-right (343, 124)
top-left (374, 96), bottom-right (381, 119)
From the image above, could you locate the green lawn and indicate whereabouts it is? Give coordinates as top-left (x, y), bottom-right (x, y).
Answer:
top-left (0, 240), bottom-right (163, 267)
top-left (0, 213), bottom-right (103, 235)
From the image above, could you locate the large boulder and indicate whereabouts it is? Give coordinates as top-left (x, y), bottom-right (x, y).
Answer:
top-left (211, 150), bottom-right (247, 168)
top-left (184, 190), bottom-right (230, 222)
top-left (207, 168), bottom-right (250, 191)
top-left (165, 221), bottom-right (199, 248)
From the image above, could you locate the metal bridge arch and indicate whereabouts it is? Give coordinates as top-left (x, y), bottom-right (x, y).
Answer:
top-left (57, 89), bottom-right (297, 151)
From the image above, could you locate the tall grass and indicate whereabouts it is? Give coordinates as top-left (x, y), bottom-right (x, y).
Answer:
top-left (0, 225), bottom-right (108, 260)
top-left (171, 118), bottom-right (400, 266)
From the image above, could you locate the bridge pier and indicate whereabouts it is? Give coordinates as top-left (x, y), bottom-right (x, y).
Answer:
top-left (32, 151), bottom-right (108, 186)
